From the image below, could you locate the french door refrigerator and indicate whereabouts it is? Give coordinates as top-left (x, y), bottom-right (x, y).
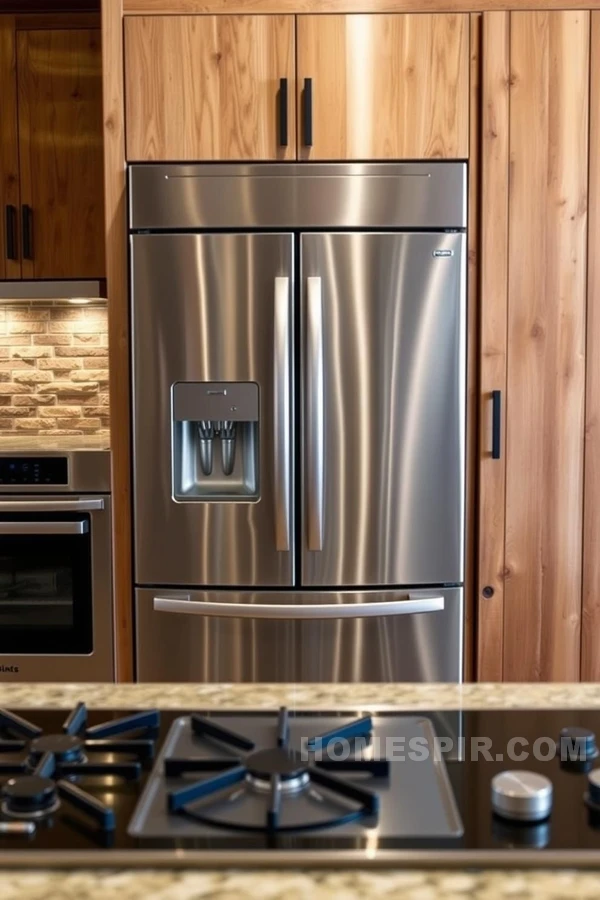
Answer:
top-left (130, 163), bottom-right (467, 683)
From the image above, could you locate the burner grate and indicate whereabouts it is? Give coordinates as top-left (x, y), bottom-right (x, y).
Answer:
top-left (0, 705), bottom-right (160, 835)
top-left (165, 707), bottom-right (389, 833)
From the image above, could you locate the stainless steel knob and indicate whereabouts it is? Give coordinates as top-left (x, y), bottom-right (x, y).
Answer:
top-left (491, 771), bottom-right (553, 822)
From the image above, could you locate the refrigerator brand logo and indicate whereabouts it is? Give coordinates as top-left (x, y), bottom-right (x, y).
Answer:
top-left (432, 249), bottom-right (454, 258)
top-left (0, 666), bottom-right (19, 674)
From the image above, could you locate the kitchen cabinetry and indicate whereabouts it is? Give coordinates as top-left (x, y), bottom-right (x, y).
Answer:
top-left (124, 15), bottom-right (296, 161)
top-left (296, 14), bottom-right (468, 160)
top-left (478, 10), bottom-right (589, 681)
top-left (0, 18), bottom-right (105, 280)
top-left (124, 13), bottom-right (468, 161)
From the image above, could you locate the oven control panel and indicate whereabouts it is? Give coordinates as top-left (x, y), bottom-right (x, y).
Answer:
top-left (0, 456), bottom-right (68, 486)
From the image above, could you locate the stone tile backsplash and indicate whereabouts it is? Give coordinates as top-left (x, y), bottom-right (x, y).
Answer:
top-left (0, 303), bottom-right (109, 436)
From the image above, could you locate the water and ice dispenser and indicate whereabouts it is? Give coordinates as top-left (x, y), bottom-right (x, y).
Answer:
top-left (172, 382), bottom-right (259, 501)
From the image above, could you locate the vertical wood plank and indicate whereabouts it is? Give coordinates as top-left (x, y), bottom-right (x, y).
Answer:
top-left (464, 12), bottom-right (481, 682)
top-left (582, 12), bottom-right (600, 682)
top-left (477, 11), bottom-right (509, 682)
top-left (504, 11), bottom-right (588, 681)
top-left (102, 0), bottom-right (134, 682)
top-left (0, 16), bottom-right (21, 280)
top-left (296, 14), bottom-right (469, 160)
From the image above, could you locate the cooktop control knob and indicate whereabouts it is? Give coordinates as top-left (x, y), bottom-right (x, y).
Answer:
top-left (558, 727), bottom-right (598, 765)
top-left (491, 771), bottom-right (553, 822)
top-left (584, 769), bottom-right (600, 811)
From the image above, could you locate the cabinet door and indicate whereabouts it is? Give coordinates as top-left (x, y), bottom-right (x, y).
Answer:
top-left (17, 28), bottom-right (105, 279)
top-left (0, 17), bottom-right (20, 279)
top-left (296, 14), bottom-right (469, 160)
top-left (478, 11), bottom-right (589, 681)
top-left (124, 15), bottom-right (296, 161)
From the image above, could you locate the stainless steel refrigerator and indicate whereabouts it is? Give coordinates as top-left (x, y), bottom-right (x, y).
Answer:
top-left (130, 163), bottom-right (467, 683)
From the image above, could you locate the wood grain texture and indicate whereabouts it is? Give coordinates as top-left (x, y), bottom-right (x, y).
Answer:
top-left (296, 13), bottom-right (468, 159)
top-left (476, 11), bottom-right (509, 681)
top-left (582, 12), bottom-right (600, 682)
top-left (503, 11), bottom-right (588, 681)
top-left (464, 12), bottom-right (480, 682)
top-left (0, 16), bottom-right (21, 279)
top-left (125, 15), bottom-right (296, 161)
top-left (124, 0), bottom-right (600, 13)
top-left (102, 0), bottom-right (134, 682)
top-left (17, 28), bottom-right (106, 279)
top-left (15, 12), bottom-right (100, 29)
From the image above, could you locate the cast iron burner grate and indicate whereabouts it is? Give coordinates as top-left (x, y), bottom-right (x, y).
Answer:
top-left (166, 708), bottom-right (389, 833)
top-left (0, 704), bottom-right (160, 833)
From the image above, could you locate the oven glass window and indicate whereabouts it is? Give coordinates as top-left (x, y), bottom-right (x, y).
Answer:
top-left (0, 513), bottom-right (93, 654)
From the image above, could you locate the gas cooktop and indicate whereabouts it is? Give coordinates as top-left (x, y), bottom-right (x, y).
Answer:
top-left (1, 704), bottom-right (600, 867)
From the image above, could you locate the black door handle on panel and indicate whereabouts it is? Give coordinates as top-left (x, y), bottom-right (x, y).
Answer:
top-left (5, 205), bottom-right (17, 261)
top-left (492, 390), bottom-right (501, 460)
top-left (279, 78), bottom-right (288, 147)
top-left (303, 78), bottom-right (313, 147)
top-left (22, 204), bottom-right (33, 261)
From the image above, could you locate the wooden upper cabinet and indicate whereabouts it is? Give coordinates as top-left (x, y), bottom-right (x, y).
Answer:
top-left (124, 15), bottom-right (296, 161)
top-left (17, 28), bottom-right (105, 279)
top-left (0, 17), bottom-right (21, 279)
top-left (296, 14), bottom-right (469, 160)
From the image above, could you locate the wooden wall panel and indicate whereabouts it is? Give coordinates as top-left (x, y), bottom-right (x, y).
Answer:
top-left (476, 11), bottom-right (509, 681)
top-left (102, 0), bottom-right (134, 681)
top-left (125, 15), bottom-right (296, 161)
top-left (582, 12), bottom-right (600, 682)
top-left (0, 16), bottom-right (21, 279)
top-left (296, 13), bottom-right (469, 159)
top-left (124, 1), bottom-right (600, 14)
top-left (503, 11), bottom-right (588, 681)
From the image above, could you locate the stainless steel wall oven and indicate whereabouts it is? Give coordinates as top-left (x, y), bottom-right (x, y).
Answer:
top-left (0, 450), bottom-right (113, 681)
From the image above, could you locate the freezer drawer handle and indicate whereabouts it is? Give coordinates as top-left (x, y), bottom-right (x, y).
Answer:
top-left (0, 499), bottom-right (104, 513)
top-left (152, 594), bottom-right (445, 620)
top-left (306, 276), bottom-right (324, 551)
top-left (274, 276), bottom-right (292, 551)
top-left (0, 521), bottom-right (89, 536)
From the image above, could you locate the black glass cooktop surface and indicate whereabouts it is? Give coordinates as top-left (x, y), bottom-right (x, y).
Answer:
top-left (0, 706), bottom-right (600, 867)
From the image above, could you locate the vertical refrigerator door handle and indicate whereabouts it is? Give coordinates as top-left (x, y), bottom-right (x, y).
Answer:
top-left (274, 276), bottom-right (291, 551)
top-left (306, 276), bottom-right (324, 551)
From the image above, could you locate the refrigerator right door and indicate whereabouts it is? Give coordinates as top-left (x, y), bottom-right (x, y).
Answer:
top-left (301, 232), bottom-right (466, 588)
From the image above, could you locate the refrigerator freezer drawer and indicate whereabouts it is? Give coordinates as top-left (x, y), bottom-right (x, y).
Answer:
top-left (135, 588), bottom-right (463, 683)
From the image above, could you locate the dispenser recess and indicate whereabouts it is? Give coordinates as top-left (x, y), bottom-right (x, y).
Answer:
top-left (172, 382), bottom-right (259, 501)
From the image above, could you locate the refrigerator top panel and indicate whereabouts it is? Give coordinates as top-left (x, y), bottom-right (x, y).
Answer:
top-left (128, 163), bottom-right (467, 232)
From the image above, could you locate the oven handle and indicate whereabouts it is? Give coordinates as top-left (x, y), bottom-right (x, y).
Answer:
top-left (0, 499), bottom-right (104, 513)
top-left (0, 521), bottom-right (89, 535)
top-left (153, 593), bottom-right (445, 620)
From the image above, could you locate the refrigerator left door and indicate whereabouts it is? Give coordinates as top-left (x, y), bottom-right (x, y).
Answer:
top-left (131, 233), bottom-right (295, 587)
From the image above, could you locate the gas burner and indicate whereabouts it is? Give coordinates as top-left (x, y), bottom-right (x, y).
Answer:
top-left (165, 708), bottom-right (388, 833)
top-left (2, 776), bottom-right (60, 821)
top-left (29, 734), bottom-right (84, 767)
top-left (0, 704), bottom-right (160, 833)
top-left (245, 748), bottom-right (309, 794)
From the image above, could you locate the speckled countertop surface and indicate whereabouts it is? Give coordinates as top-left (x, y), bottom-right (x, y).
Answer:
top-left (0, 434), bottom-right (110, 451)
top-left (3, 683), bottom-right (600, 899)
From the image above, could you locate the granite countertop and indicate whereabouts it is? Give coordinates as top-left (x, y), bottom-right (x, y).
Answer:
top-left (0, 434), bottom-right (110, 452)
top-left (3, 682), bottom-right (600, 900)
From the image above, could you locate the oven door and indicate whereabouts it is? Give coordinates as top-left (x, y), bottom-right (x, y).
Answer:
top-left (0, 498), bottom-right (101, 655)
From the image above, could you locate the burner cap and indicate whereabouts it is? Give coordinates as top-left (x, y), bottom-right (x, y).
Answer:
top-left (29, 734), bottom-right (84, 765)
top-left (246, 747), bottom-right (306, 782)
top-left (558, 727), bottom-right (598, 765)
top-left (2, 776), bottom-right (59, 819)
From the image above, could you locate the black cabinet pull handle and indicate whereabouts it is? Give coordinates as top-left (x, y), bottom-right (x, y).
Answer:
top-left (5, 205), bottom-right (17, 261)
top-left (279, 77), bottom-right (288, 147)
top-left (303, 78), bottom-right (313, 147)
top-left (492, 390), bottom-right (501, 460)
top-left (22, 204), bottom-right (33, 261)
